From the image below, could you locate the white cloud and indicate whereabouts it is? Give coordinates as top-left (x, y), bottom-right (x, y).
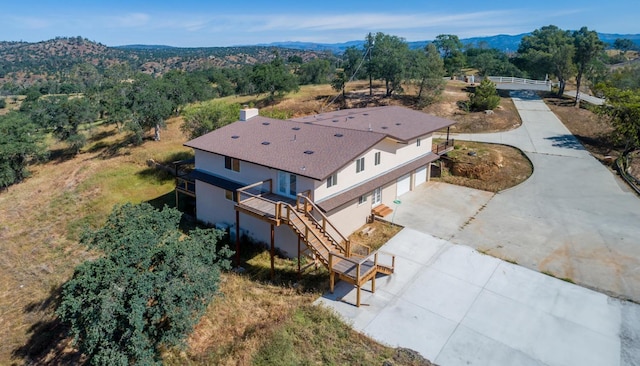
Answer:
top-left (108, 13), bottom-right (151, 28)
top-left (6, 16), bottom-right (53, 29)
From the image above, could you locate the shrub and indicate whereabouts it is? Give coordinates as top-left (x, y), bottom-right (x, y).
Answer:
top-left (469, 79), bottom-right (500, 111)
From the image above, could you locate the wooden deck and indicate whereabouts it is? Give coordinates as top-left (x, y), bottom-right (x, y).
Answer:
top-left (329, 251), bottom-right (395, 307)
top-left (235, 191), bottom-right (297, 225)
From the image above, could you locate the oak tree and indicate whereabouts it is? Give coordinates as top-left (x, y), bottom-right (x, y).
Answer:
top-left (57, 203), bottom-right (233, 365)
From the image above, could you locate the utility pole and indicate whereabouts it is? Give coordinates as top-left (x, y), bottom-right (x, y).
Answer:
top-left (367, 32), bottom-right (374, 96)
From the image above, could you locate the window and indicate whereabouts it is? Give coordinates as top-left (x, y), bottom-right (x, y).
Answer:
top-left (373, 187), bottom-right (382, 206)
top-left (417, 138), bottom-right (421, 147)
top-left (277, 171), bottom-right (297, 197)
top-left (327, 173), bottom-right (338, 188)
top-left (224, 190), bottom-right (236, 201)
top-left (225, 156), bottom-right (240, 172)
top-left (356, 157), bottom-right (365, 173)
top-left (358, 194), bottom-right (367, 205)
top-left (374, 151), bottom-right (381, 166)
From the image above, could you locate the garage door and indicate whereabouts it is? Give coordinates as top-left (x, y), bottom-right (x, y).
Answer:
top-left (415, 166), bottom-right (427, 186)
top-left (397, 174), bottom-right (411, 196)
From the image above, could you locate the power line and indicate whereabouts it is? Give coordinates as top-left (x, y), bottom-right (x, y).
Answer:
top-left (321, 45), bottom-right (372, 112)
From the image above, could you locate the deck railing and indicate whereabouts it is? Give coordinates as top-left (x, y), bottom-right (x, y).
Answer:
top-left (296, 194), bottom-right (352, 255)
top-left (282, 204), bottom-right (334, 259)
top-left (236, 179), bottom-right (282, 218)
top-left (432, 138), bottom-right (455, 155)
top-left (176, 176), bottom-right (195, 195)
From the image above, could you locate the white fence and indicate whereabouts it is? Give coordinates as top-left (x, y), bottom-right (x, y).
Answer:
top-left (487, 76), bottom-right (550, 86)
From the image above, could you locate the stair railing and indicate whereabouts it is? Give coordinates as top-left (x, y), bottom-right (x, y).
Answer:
top-left (295, 194), bottom-right (350, 255)
top-left (281, 203), bottom-right (334, 264)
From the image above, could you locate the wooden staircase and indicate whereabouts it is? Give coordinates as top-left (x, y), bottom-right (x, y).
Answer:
top-left (234, 181), bottom-right (395, 307)
top-left (281, 196), bottom-right (396, 307)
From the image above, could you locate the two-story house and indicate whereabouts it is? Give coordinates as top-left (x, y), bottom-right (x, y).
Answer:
top-left (181, 105), bottom-right (455, 259)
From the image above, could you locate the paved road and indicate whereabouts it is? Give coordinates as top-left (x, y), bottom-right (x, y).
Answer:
top-left (563, 90), bottom-right (606, 105)
top-left (440, 90), bottom-right (640, 302)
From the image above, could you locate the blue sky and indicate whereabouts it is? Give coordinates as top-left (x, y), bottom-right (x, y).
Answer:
top-left (1, 1), bottom-right (637, 47)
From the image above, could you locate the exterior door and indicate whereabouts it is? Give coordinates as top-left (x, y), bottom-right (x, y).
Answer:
top-left (373, 187), bottom-right (382, 206)
top-left (397, 174), bottom-right (411, 196)
top-left (415, 166), bottom-right (427, 186)
top-left (277, 171), bottom-right (297, 198)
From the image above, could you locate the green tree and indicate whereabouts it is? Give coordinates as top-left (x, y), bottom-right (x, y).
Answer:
top-left (101, 82), bottom-right (133, 129)
top-left (516, 25), bottom-right (575, 95)
top-left (127, 75), bottom-right (173, 143)
top-left (251, 56), bottom-right (299, 100)
top-left (161, 70), bottom-right (215, 115)
top-left (468, 79), bottom-right (500, 111)
top-left (613, 38), bottom-right (636, 54)
top-left (30, 96), bottom-right (96, 153)
top-left (606, 66), bottom-right (640, 90)
top-left (286, 55), bottom-right (303, 73)
top-left (465, 47), bottom-right (523, 77)
top-left (573, 27), bottom-right (605, 106)
top-left (69, 63), bottom-right (102, 93)
top-left (410, 43), bottom-right (446, 106)
top-left (297, 59), bottom-right (333, 85)
top-left (371, 32), bottom-right (410, 96)
top-left (57, 203), bottom-right (233, 365)
top-left (0, 98), bottom-right (6, 109)
top-left (181, 101), bottom-right (241, 139)
top-left (342, 46), bottom-right (366, 81)
top-left (331, 70), bottom-right (348, 101)
top-left (596, 85), bottom-right (640, 151)
top-left (434, 34), bottom-right (466, 77)
top-left (0, 112), bottom-right (46, 188)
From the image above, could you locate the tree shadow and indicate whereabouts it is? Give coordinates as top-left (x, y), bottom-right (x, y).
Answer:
top-left (86, 128), bottom-right (117, 143)
top-left (510, 90), bottom-right (541, 101)
top-left (162, 151), bottom-right (194, 165)
top-left (544, 134), bottom-right (586, 150)
top-left (136, 166), bottom-right (175, 184)
top-left (86, 136), bottom-right (133, 160)
top-left (12, 286), bottom-right (83, 365)
top-left (232, 235), bottom-right (329, 293)
top-left (46, 148), bottom-right (77, 164)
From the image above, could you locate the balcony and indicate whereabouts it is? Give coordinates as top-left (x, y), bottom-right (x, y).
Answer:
top-left (432, 138), bottom-right (455, 155)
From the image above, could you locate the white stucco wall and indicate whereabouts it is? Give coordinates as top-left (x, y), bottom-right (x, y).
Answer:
top-left (194, 149), bottom-right (315, 196)
top-left (195, 180), bottom-right (302, 257)
top-left (195, 181), bottom-right (236, 226)
top-left (313, 134), bottom-right (433, 202)
top-left (325, 197), bottom-right (373, 237)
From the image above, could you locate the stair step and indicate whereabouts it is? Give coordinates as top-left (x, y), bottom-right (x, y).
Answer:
top-left (372, 204), bottom-right (393, 217)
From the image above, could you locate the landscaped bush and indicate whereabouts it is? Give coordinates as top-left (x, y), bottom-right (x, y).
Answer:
top-left (468, 79), bottom-right (500, 111)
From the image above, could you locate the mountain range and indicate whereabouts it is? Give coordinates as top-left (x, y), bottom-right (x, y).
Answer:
top-left (1, 32), bottom-right (638, 87)
top-left (257, 32), bottom-right (640, 53)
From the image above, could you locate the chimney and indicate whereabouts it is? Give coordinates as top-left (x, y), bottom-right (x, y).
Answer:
top-left (240, 108), bottom-right (259, 121)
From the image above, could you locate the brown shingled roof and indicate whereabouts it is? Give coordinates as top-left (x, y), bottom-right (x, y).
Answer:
top-left (289, 105), bottom-right (455, 142)
top-left (184, 106), bottom-right (456, 182)
top-left (184, 116), bottom-right (386, 181)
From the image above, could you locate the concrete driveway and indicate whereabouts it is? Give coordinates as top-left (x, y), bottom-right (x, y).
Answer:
top-left (442, 90), bottom-right (640, 303)
top-left (316, 229), bottom-right (640, 366)
top-left (316, 90), bottom-right (640, 365)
